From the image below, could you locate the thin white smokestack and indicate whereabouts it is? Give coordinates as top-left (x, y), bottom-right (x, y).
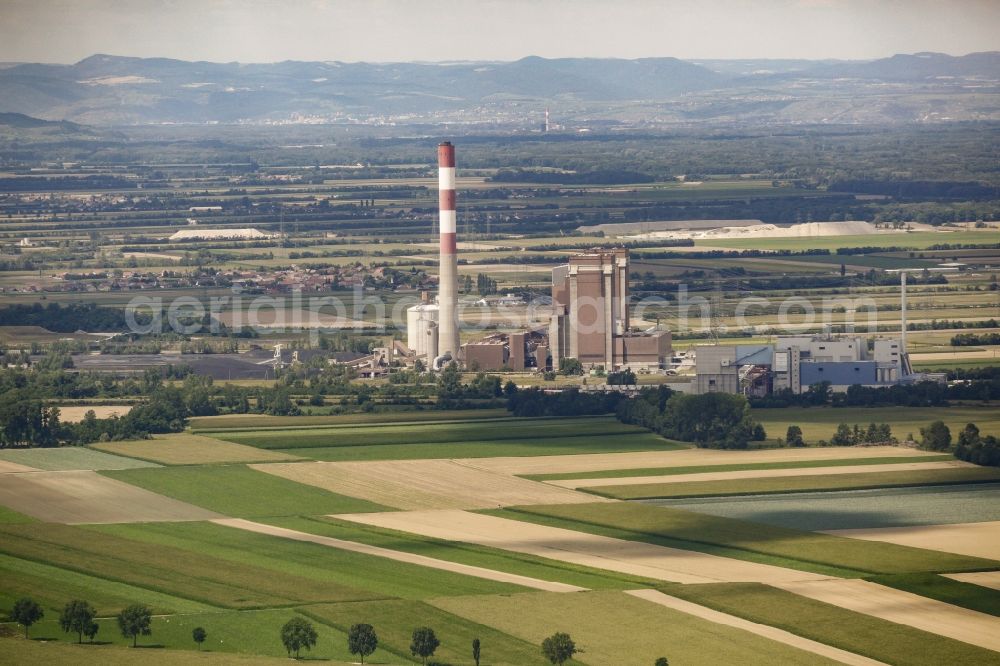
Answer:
top-left (437, 142), bottom-right (460, 360)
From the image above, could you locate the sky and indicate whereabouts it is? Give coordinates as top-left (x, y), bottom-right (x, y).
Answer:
top-left (1, 0), bottom-right (998, 64)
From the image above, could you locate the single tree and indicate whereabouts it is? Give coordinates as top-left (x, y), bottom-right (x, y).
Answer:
top-left (410, 626), bottom-right (440, 665)
top-left (785, 425), bottom-right (805, 448)
top-left (10, 597), bottom-right (44, 638)
top-left (348, 623), bottom-right (378, 664)
top-left (84, 621), bottom-right (100, 643)
top-left (542, 632), bottom-right (576, 665)
top-left (920, 420), bottom-right (952, 451)
top-left (192, 626), bottom-right (207, 651)
top-left (473, 637), bottom-right (482, 666)
top-left (59, 599), bottom-right (96, 644)
top-left (655, 658), bottom-right (669, 666)
top-left (117, 603), bottom-right (152, 648)
top-left (281, 617), bottom-right (318, 659)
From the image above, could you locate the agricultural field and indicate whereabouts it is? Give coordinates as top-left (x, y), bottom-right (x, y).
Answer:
top-left (0, 447), bottom-right (158, 472)
top-left (92, 433), bottom-right (303, 465)
top-left (751, 405), bottom-right (1000, 444)
top-left (585, 465), bottom-right (1000, 499)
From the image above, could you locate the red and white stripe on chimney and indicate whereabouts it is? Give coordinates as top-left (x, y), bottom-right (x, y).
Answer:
top-left (437, 142), bottom-right (460, 359)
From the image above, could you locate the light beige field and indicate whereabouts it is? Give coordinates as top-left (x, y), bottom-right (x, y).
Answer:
top-left (625, 589), bottom-right (886, 666)
top-left (213, 518), bottom-right (584, 593)
top-left (773, 579), bottom-right (1000, 652)
top-left (335, 509), bottom-right (827, 584)
top-left (55, 405), bottom-right (133, 422)
top-left (0, 470), bottom-right (221, 524)
top-left (549, 460), bottom-right (972, 489)
top-left (825, 521), bottom-right (1000, 560)
top-left (92, 433), bottom-right (302, 465)
top-left (944, 571), bottom-right (1000, 591)
top-left (252, 459), bottom-right (606, 510)
top-left (465, 445), bottom-right (940, 476)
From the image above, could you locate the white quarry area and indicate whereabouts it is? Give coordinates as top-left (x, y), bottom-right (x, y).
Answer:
top-left (168, 228), bottom-right (273, 241)
top-left (622, 220), bottom-right (942, 241)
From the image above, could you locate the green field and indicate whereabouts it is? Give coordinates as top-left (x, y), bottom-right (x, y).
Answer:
top-left (0, 447), bottom-right (158, 472)
top-left (492, 502), bottom-right (999, 575)
top-left (660, 582), bottom-right (1000, 666)
top-left (306, 599), bottom-right (548, 665)
top-left (432, 589), bottom-right (836, 666)
top-left (94, 521), bottom-right (525, 601)
top-left (0, 640), bottom-right (303, 666)
top-left (0, 551), bottom-right (214, 617)
top-left (276, 432), bottom-right (684, 462)
top-left (0, 523), bottom-right (378, 609)
top-left (584, 466), bottom-right (1000, 499)
top-left (101, 465), bottom-right (388, 517)
top-left (524, 454), bottom-right (953, 481)
top-left (0, 505), bottom-right (34, 524)
top-left (266, 516), bottom-right (655, 591)
top-left (752, 405), bottom-right (1000, 443)
top-left (211, 416), bottom-right (646, 450)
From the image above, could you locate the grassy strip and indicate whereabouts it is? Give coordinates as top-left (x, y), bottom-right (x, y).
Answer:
top-left (266, 515), bottom-right (656, 591)
top-left (276, 432), bottom-right (683, 462)
top-left (432, 589), bottom-right (835, 666)
top-left (0, 523), bottom-right (376, 609)
top-left (0, 447), bottom-right (158, 471)
top-left (865, 573), bottom-right (1000, 617)
top-left (491, 502), bottom-right (998, 575)
top-left (524, 454), bottom-right (953, 481)
top-left (305, 599), bottom-right (549, 665)
top-left (659, 581), bottom-right (1000, 666)
top-left (212, 416), bottom-right (644, 450)
top-left (95, 521), bottom-right (526, 600)
top-left (0, 638), bottom-right (316, 665)
top-left (582, 466), bottom-right (1000, 499)
top-left (0, 552), bottom-right (214, 616)
top-left (102, 465), bottom-right (389, 518)
top-left (18, 609), bottom-right (356, 661)
top-left (189, 407), bottom-right (510, 430)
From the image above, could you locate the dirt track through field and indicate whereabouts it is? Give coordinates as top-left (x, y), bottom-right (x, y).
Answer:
top-left (773, 579), bottom-right (1000, 652)
top-left (212, 517), bottom-right (585, 592)
top-left (944, 571), bottom-right (1000, 591)
top-left (252, 460), bottom-right (607, 510)
top-left (0, 470), bottom-right (221, 524)
top-left (626, 589), bottom-right (887, 666)
top-left (552, 461), bottom-right (970, 489)
top-left (335, 509), bottom-right (830, 584)
top-left (465, 446), bottom-right (941, 476)
top-left (824, 521), bottom-right (1000, 560)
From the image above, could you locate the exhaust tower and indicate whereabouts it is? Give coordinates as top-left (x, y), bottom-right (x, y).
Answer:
top-left (437, 142), bottom-right (460, 360)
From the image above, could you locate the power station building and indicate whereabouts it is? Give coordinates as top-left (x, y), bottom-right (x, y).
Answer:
top-left (549, 249), bottom-right (671, 372)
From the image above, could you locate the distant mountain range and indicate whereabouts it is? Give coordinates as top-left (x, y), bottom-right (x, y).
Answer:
top-left (0, 52), bottom-right (996, 126)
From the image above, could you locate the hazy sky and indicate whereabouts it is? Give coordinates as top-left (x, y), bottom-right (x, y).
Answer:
top-left (1, 0), bottom-right (998, 64)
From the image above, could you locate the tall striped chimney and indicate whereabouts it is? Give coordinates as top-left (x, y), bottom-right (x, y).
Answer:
top-left (437, 141), bottom-right (460, 360)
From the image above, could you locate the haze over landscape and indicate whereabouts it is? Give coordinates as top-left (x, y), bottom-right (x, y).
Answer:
top-left (1, 2), bottom-right (999, 666)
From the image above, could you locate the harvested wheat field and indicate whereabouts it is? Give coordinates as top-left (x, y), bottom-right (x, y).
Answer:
top-left (625, 589), bottom-right (886, 666)
top-left (551, 460), bottom-right (972, 489)
top-left (466, 446), bottom-right (940, 476)
top-left (252, 460), bottom-right (605, 510)
top-left (213, 517), bottom-right (585, 593)
top-left (773, 579), bottom-right (1000, 652)
top-left (55, 405), bottom-right (132, 422)
top-left (93, 433), bottom-right (303, 465)
top-left (825, 521), bottom-right (1000, 560)
top-left (0, 470), bottom-right (222, 524)
top-left (944, 571), bottom-right (1000, 591)
top-left (336, 509), bottom-right (828, 584)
